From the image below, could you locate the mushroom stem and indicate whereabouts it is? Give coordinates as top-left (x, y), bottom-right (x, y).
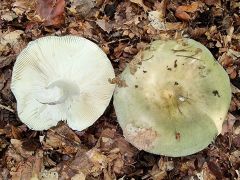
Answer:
top-left (37, 80), bottom-right (79, 105)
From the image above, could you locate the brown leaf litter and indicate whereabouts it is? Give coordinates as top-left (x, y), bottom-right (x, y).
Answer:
top-left (0, 0), bottom-right (240, 179)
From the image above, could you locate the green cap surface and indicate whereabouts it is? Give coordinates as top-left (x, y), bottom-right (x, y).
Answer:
top-left (114, 38), bottom-right (231, 157)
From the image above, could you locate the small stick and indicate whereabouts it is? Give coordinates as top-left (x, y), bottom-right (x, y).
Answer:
top-left (176, 54), bottom-right (201, 61)
top-left (104, 38), bottom-right (131, 45)
top-left (0, 104), bottom-right (14, 113)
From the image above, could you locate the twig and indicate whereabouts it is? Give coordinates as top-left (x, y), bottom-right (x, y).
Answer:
top-left (176, 54), bottom-right (201, 61)
top-left (104, 37), bottom-right (131, 45)
top-left (0, 104), bottom-right (15, 113)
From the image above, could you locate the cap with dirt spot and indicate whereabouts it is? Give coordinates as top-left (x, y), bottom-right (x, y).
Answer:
top-left (114, 38), bottom-right (231, 157)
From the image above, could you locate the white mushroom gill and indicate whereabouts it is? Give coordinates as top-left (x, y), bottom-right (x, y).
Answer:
top-left (35, 80), bottom-right (79, 105)
top-left (11, 36), bottom-right (115, 131)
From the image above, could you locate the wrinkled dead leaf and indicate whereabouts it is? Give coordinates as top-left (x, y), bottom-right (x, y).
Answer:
top-left (221, 113), bottom-right (237, 134)
top-left (6, 125), bottom-right (22, 139)
top-left (207, 161), bottom-right (223, 179)
top-left (129, 50), bottom-right (146, 74)
top-left (71, 172), bottom-right (86, 180)
top-left (112, 157), bottom-right (124, 174)
top-left (0, 0), bottom-right (239, 179)
top-left (203, 0), bottom-right (221, 6)
top-left (43, 123), bottom-right (81, 154)
top-left (86, 148), bottom-right (108, 176)
top-left (36, 0), bottom-right (65, 26)
top-left (109, 77), bottom-right (127, 88)
top-left (0, 138), bottom-right (8, 151)
top-left (148, 11), bottom-right (166, 30)
top-left (0, 71), bottom-right (7, 90)
top-left (11, 139), bottom-right (34, 158)
top-left (56, 148), bottom-right (92, 178)
top-left (130, 0), bottom-right (149, 12)
top-left (96, 19), bottom-right (112, 33)
top-left (12, 0), bottom-right (36, 16)
top-left (175, 10), bottom-right (191, 21)
top-left (196, 162), bottom-right (217, 180)
top-left (0, 30), bottom-right (26, 59)
top-left (5, 146), bottom-right (23, 170)
top-left (147, 0), bottom-right (168, 30)
top-left (10, 150), bottom-right (43, 180)
top-left (177, 2), bottom-right (199, 12)
top-left (229, 150), bottom-right (240, 167)
top-left (150, 158), bottom-right (174, 179)
top-left (175, 2), bottom-right (201, 21)
top-left (233, 134), bottom-right (240, 148)
top-left (68, 0), bottom-right (95, 17)
top-left (188, 27), bottom-right (208, 37)
top-left (56, 126), bottom-right (137, 178)
top-left (226, 66), bottom-right (237, 79)
top-left (1, 12), bottom-right (17, 21)
top-left (0, 30), bottom-right (24, 49)
top-left (179, 159), bottom-right (195, 175)
top-left (99, 127), bottom-right (137, 172)
top-left (0, 55), bottom-right (17, 69)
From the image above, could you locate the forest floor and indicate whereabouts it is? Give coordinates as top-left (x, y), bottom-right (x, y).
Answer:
top-left (0, 0), bottom-right (240, 179)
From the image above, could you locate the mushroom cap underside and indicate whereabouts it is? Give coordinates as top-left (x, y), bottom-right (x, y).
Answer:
top-left (11, 36), bottom-right (115, 131)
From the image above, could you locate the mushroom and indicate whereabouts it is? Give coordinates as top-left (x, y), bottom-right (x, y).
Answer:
top-left (11, 36), bottom-right (115, 131)
top-left (113, 38), bottom-right (231, 157)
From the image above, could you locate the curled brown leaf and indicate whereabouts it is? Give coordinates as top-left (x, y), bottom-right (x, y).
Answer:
top-left (175, 2), bottom-right (200, 21)
top-left (36, 0), bottom-right (65, 26)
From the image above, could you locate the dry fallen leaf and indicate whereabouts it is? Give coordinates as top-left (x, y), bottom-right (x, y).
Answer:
top-left (68, 0), bottom-right (95, 17)
top-left (5, 146), bottom-right (23, 170)
top-left (147, 0), bottom-right (168, 30)
top-left (36, 0), bottom-right (65, 26)
top-left (43, 123), bottom-right (81, 154)
top-left (229, 150), bottom-right (240, 167)
top-left (150, 158), bottom-right (174, 179)
top-left (175, 11), bottom-right (191, 21)
top-left (108, 77), bottom-right (127, 88)
top-left (221, 113), bottom-right (237, 134)
top-left (4, 142), bottom-right (42, 179)
top-left (148, 11), bottom-right (166, 30)
top-left (0, 55), bottom-right (17, 69)
top-left (71, 172), bottom-right (86, 180)
top-left (195, 162), bottom-right (216, 180)
top-left (11, 139), bottom-right (34, 158)
top-left (96, 19), bottom-right (112, 33)
top-left (207, 161), bottom-right (223, 179)
top-left (226, 66), bottom-right (237, 79)
top-left (56, 148), bottom-right (93, 178)
top-left (0, 138), bottom-right (8, 151)
top-left (7, 125), bottom-right (22, 139)
top-left (130, 0), bottom-right (149, 12)
top-left (10, 150), bottom-right (43, 180)
top-left (0, 0), bottom-right (239, 179)
top-left (0, 30), bottom-right (26, 61)
top-left (177, 2), bottom-right (199, 13)
top-left (0, 30), bottom-right (24, 49)
top-left (1, 12), bottom-right (17, 21)
top-left (175, 2), bottom-right (200, 21)
top-left (11, 0), bottom-right (36, 16)
top-left (86, 148), bottom-right (108, 176)
top-left (203, 0), bottom-right (221, 6)
top-left (188, 27), bottom-right (208, 37)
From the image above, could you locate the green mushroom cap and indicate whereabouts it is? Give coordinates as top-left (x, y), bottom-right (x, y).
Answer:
top-left (113, 38), bottom-right (231, 157)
